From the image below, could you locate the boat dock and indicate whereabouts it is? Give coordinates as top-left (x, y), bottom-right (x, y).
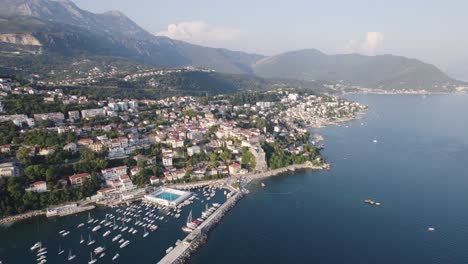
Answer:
top-left (157, 191), bottom-right (243, 264)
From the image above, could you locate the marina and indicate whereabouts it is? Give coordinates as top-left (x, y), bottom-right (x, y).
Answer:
top-left (0, 187), bottom-right (230, 263)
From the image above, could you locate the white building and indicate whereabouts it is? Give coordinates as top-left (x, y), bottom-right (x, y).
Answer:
top-left (187, 146), bottom-right (201, 156)
top-left (25, 181), bottom-right (48, 193)
top-left (144, 187), bottom-right (192, 207)
top-left (162, 155), bottom-right (173, 167)
top-left (81, 108), bottom-right (106, 119)
top-left (101, 166), bottom-right (128, 181)
top-left (0, 162), bottom-right (20, 178)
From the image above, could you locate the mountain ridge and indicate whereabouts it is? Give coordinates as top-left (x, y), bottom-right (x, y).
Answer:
top-left (0, 0), bottom-right (462, 91)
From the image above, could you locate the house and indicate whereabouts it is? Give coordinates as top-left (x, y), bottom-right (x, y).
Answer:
top-left (63, 143), bottom-right (77, 152)
top-left (162, 155), bottom-right (173, 167)
top-left (0, 144), bottom-right (11, 153)
top-left (25, 181), bottom-right (48, 193)
top-left (229, 163), bottom-right (242, 175)
top-left (90, 142), bottom-right (103, 152)
top-left (130, 167), bottom-right (143, 176)
top-left (38, 147), bottom-right (55, 156)
top-left (77, 138), bottom-right (93, 147)
top-left (150, 176), bottom-right (159, 185)
top-left (0, 162), bottom-right (21, 178)
top-left (68, 111), bottom-right (80, 120)
top-left (101, 166), bottom-right (127, 181)
top-left (187, 146), bottom-right (201, 156)
top-left (69, 173), bottom-right (91, 187)
top-left (97, 186), bottom-right (117, 197)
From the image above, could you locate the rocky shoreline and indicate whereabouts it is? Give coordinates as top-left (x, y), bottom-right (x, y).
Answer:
top-left (0, 209), bottom-right (45, 227)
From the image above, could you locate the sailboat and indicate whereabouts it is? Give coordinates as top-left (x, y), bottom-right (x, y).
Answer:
top-left (143, 227), bottom-right (149, 238)
top-left (87, 212), bottom-right (93, 223)
top-left (67, 249), bottom-right (76, 261)
top-left (88, 252), bottom-right (97, 264)
top-left (80, 234), bottom-right (85, 244)
top-left (113, 218), bottom-right (118, 230)
top-left (87, 234), bottom-right (95, 246)
top-left (58, 245), bottom-right (64, 255)
top-left (182, 210), bottom-right (195, 233)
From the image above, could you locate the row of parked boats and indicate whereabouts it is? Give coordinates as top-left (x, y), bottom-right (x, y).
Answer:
top-left (181, 203), bottom-right (221, 233)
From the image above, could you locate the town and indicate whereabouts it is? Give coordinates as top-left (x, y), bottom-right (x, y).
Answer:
top-left (0, 76), bottom-right (366, 219)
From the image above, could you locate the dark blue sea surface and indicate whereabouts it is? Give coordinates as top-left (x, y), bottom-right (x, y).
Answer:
top-left (190, 94), bottom-right (468, 264)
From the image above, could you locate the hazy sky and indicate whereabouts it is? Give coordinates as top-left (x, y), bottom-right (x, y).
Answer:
top-left (74, 0), bottom-right (468, 80)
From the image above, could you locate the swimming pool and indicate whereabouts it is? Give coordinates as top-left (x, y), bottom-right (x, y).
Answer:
top-left (155, 192), bottom-right (181, 201)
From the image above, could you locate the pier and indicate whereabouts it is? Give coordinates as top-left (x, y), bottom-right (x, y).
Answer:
top-left (157, 191), bottom-right (243, 264)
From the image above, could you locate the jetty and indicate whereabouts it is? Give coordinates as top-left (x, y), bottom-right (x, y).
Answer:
top-left (158, 191), bottom-right (243, 264)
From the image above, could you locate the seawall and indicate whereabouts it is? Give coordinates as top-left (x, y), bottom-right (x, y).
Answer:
top-left (158, 191), bottom-right (243, 264)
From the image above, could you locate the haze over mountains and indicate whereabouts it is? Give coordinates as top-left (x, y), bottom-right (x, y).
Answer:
top-left (0, 0), bottom-right (462, 91)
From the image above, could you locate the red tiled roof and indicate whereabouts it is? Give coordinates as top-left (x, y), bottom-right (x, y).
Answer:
top-left (69, 173), bottom-right (91, 180)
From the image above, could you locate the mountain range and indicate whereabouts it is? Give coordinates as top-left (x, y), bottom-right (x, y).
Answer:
top-left (0, 0), bottom-right (462, 91)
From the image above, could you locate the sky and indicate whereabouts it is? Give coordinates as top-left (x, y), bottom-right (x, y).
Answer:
top-left (74, 0), bottom-right (468, 80)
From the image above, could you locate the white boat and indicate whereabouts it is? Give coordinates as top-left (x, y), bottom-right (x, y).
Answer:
top-left (38, 247), bottom-right (47, 253)
top-left (59, 230), bottom-right (66, 234)
top-left (181, 226), bottom-right (193, 233)
top-left (93, 246), bottom-right (106, 255)
top-left (37, 250), bottom-right (48, 256)
top-left (87, 234), bottom-right (96, 246)
top-left (143, 227), bottom-right (149, 238)
top-left (88, 252), bottom-right (97, 264)
top-left (120, 240), bottom-right (130, 248)
top-left (62, 231), bottom-right (70, 237)
top-left (112, 253), bottom-right (120, 261)
top-left (77, 223), bottom-right (85, 228)
top-left (165, 247), bottom-right (174, 254)
top-left (67, 250), bottom-right (76, 261)
top-left (92, 225), bottom-right (101, 232)
top-left (373, 139), bottom-right (378, 143)
top-left (112, 234), bottom-right (122, 242)
top-left (428, 227), bottom-right (435, 232)
top-left (31, 242), bottom-right (42, 251)
top-left (118, 238), bottom-right (125, 244)
top-left (80, 234), bottom-right (85, 244)
top-left (103, 230), bottom-right (111, 237)
top-left (58, 245), bottom-right (64, 255)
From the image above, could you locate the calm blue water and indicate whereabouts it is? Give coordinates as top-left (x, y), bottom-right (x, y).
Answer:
top-left (156, 192), bottom-right (181, 201)
top-left (191, 94), bottom-right (468, 264)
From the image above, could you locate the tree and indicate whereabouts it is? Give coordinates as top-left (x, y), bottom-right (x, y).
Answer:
top-left (46, 167), bottom-right (58, 182)
top-left (241, 149), bottom-right (257, 170)
top-left (16, 146), bottom-right (31, 165)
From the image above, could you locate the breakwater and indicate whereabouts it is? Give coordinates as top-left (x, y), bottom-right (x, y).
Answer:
top-left (0, 209), bottom-right (45, 227)
top-left (158, 191), bottom-right (243, 264)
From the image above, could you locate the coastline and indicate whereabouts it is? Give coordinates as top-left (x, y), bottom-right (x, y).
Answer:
top-left (0, 209), bottom-right (45, 227)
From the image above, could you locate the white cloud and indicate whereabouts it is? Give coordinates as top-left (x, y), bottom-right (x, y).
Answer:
top-left (345, 32), bottom-right (384, 55)
top-left (156, 21), bottom-right (241, 47)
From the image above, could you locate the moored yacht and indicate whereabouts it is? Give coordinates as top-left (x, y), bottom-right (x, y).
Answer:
top-left (31, 242), bottom-right (42, 251)
top-left (67, 249), bottom-right (76, 261)
top-left (112, 234), bottom-right (122, 242)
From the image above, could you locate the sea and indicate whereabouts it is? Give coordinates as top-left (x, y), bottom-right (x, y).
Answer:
top-left (190, 94), bottom-right (468, 264)
top-left (2, 94), bottom-right (468, 264)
